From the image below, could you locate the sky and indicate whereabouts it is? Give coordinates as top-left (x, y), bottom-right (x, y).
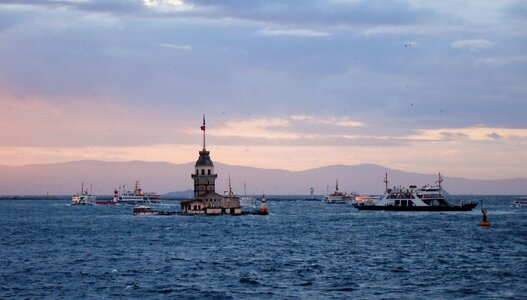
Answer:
top-left (0, 0), bottom-right (526, 180)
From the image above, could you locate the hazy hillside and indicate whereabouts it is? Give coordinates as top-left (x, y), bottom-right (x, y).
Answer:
top-left (0, 160), bottom-right (526, 195)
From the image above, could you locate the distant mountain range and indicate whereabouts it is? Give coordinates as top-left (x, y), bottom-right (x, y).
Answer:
top-left (0, 160), bottom-right (525, 195)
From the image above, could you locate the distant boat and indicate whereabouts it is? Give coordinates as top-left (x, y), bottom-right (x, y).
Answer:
top-left (324, 180), bottom-right (354, 204)
top-left (353, 173), bottom-right (478, 211)
top-left (305, 187), bottom-right (319, 201)
top-left (351, 195), bottom-right (381, 205)
top-left (113, 181), bottom-right (161, 205)
top-left (71, 182), bottom-right (96, 205)
top-left (133, 205), bottom-right (176, 216)
top-left (239, 182), bottom-right (256, 207)
top-left (512, 197), bottom-right (527, 208)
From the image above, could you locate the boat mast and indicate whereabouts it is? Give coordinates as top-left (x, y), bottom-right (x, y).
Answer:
top-left (228, 174), bottom-right (233, 196)
top-left (436, 172), bottom-right (443, 189)
top-left (134, 180), bottom-right (140, 194)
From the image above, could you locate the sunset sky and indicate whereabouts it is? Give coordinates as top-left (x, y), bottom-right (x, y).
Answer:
top-left (1, 0), bottom-right (526, 179)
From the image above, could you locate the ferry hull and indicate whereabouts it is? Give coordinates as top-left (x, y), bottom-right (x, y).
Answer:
top-left (353, 203), bottom-right (478, 211)
top-left (95, 201), bottom-right (118, 205)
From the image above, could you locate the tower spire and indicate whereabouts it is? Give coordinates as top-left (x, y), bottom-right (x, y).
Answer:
top-left (200, 114), bottom-right (206, 150)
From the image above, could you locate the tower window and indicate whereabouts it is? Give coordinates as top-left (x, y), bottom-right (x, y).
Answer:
top-left (208, 169), bottom-right (211, 175)
top-left (201, 169), bottom-right (204, 175)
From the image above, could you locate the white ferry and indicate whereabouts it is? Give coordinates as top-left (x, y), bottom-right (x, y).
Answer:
top-left (512, 197), bottom-right (527, 207)
top-left (113, 181), bottom-right (161, 205)
top-left (353, 173), bottom-right (478, 211)
top-left (71, 182), bottom-right (96, 205)
top-left (324, 181), bottom-right (355, 204)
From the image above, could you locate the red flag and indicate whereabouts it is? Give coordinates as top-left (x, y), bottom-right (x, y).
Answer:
top-left (201, 114), bottom-right (206, 131)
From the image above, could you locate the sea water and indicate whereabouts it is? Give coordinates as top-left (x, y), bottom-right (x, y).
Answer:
top-left (1, 196), bottom-right (526, 299)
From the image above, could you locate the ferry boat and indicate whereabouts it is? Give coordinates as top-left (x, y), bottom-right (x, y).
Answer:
top-left (512, 197), bottom-right (527, 207)
top-left (353, 173), bottom-right (478, 211)
top-left (113, 181), bottom-right (161, 205)
top-left (324, 181), bottom-right (355, 204)
top-left (71, 182), bottom-right (96, 205)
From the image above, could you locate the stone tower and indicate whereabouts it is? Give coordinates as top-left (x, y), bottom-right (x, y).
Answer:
top-left (191, 115), bottom-right (218, 199)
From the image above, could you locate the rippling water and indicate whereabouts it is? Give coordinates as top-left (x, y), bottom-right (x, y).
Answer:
top-left (1, 196), bottom-right (526, 299)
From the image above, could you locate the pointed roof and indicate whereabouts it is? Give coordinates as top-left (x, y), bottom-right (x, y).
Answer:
top-left (196, 149), bottom-right (214, 167)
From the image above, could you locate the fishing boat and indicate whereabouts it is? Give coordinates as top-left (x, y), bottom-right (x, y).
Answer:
top-left (113, 181), bottom-right (161, 205)
top-left (512, 197), bottom-right (527, 207)
top-left (324, 180), bottom-right (355, 204)
top-left (353, 173), bottom-right (478, 211)
top-left (71, 182), bottom-right (96, 205)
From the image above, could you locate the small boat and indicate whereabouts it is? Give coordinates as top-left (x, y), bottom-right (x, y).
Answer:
top-left (239, 182), bottom-right (256, 207)
top-left (351, 195), bottom-right (381, 205)
top-left (71, 182), bottom-right (96, 205)
top-left (353, 173), bottom-right (478, 211)
top-left (305, 187), bottom-right (319, 201)
top-left (114, 181), bottom-right (161, 205)
top-left (132, 205), bottom-right (176, 216)
top-left (324, 180), bottom-right (354, 204)
top-left (512, 197), bottom-right (527, 207)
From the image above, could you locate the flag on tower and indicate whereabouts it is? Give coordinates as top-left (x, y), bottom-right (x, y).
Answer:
top-left (201, 114), bottom-right (206, 131)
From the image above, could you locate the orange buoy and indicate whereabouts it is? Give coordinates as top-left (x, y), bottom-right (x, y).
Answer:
top-left (479, 207), bottom-right (491, 227)
top-left (258, 194), bottom-right (268, 215)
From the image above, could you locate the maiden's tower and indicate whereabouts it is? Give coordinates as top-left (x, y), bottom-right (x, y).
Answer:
top-left (180, 115), bottom-right (242, 215)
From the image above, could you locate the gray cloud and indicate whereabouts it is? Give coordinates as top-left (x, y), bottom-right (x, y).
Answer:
top-left (487, 132), bottom-right (503, 140)
top-left (0, 0), bottom-right (525, 143)
top-left (183, 0), bottom-right (432, 29)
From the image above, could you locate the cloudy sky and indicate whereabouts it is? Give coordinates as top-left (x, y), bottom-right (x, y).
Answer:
top-left (0, 0), bottom-right (526, 179)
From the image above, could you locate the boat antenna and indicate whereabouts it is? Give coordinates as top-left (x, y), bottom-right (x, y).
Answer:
top-left (436, 172), bottom-right (443, 189)
top-left (200, 114), bottom-right (206, 151)
top-left (384, 173), bottom-right (389, 192)
top-left (228, 174), bottom-right (233, 196)
top-left (81, 181), bottom-right (84, 194)
top-left (244, 181), bottom-right (247, 196)
top-left (336, 180), bottom-right (339, 191)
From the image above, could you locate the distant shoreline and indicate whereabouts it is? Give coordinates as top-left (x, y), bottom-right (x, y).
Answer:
top-left (0, 194), bottom-right (521, 201)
